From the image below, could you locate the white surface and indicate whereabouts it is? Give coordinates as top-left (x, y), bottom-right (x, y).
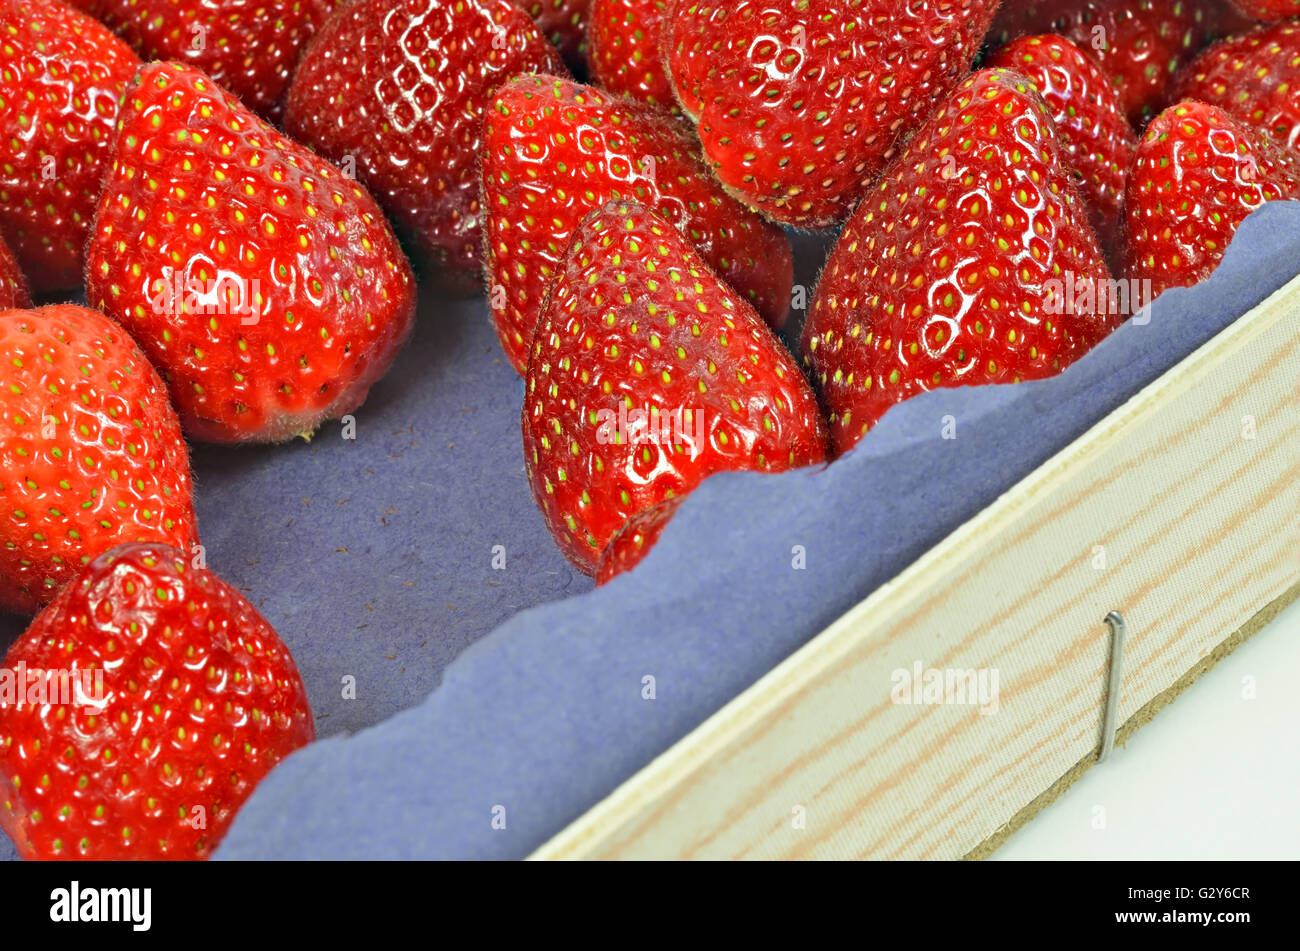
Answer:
top-left (995, 593), bottom-right (1300, 860)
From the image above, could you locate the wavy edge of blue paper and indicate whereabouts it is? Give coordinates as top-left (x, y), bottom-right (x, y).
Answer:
top-left (211, 201), bottom-right (1300, 860)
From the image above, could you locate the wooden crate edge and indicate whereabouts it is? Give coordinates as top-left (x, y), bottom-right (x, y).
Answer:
top-left (963, 579), bottom-right (1300, 859)
top-left (532, 274), bottom-right (1300, 861)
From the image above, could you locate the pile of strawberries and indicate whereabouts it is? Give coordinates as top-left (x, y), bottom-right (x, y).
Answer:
top-left (0, 0), bottom-right (1297, 860)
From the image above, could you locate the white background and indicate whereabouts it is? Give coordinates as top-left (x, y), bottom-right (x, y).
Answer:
top-left (996, 595), bottom-right (1300, 859)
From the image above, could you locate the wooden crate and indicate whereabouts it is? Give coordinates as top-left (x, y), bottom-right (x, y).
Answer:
top-left (532, 272), bottom-right (1300, 861)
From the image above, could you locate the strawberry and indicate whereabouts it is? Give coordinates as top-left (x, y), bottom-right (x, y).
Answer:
top-left (0, 234), bottom-right (30, 309)
top-left (986, 34), bottom-right (1139, 261)
top-left (85, 62), bottom-right (417, 444)
top-left (284, 0), bottom-right (564, 293)
top-left (1212, 2), bottom-right (1263, 36)
top-left (1229, 1), bottom-right (1299, 20)
top-left (0, 0), bottom-right (141, 297)
top-left (0, 542), bottom-right (313, 859)
top-left (595, 495), bottom-right (682, 584)
top-left (522, 201), bottom-right (827, 573)
top-left (802, 68), bottom-right (1118, 454)
top-left (80, 0), bottom-right (337, 122)
top-left (1172, 19), bottom-right (1300, 150)
top-left (482, 75), bottom-right (793, 375)
top-left (1124, 99), bottom-right (1300, 294)
top-left (0, 305), bottom-right (196, 617)
top-left (988, 0), bottom-right (1217, 126)
top-left (664, 0), bottom-right (998, 228)
top-left (519, 0), bottom-right (590, 73)
top-left (587, 0), bottom-right (676, 113)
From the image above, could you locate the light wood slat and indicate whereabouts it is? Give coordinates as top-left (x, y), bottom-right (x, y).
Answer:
top-left (533, 273), bottom-right (1300, 860)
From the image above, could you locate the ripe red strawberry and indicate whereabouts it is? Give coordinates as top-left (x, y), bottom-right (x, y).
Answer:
top-left (0, 0), bottom-right (141, 296)
top-left (523, 202), bottom-right (827, 573)
top-left (0, 234), bottom-right (30, 309)
top-left (79, 0), bottom-right (336, 122)
top-left (986, 34), bottom-right (1138, 260)
top-left (989, 0), bottom-right (1217, 126)
top-left (595, 496), bottom-right (682, 584)
top-left (1125, 99), bottom-right (1300, 294)
top-left (1229, 0), bottom-right (1298, 20)
top-left (0, 305), bottom-right (196, 617)
top-left (802, 69), bottom-right (1118, 454)
top-left (664, 0), bottom-right (998, 227)
top-left (1212, 2), bottom-right (1263, 36)
top-left (1172, 20), bottom-right (1300, 150)
top-left (483, 75), bottom-right (793, 375)
top-left (519, 0), bottom-right (590, 73)
top-left (0, 542), bottom-right (313, 860)
top-left (284, 0), bottom-right (564, 293)
top-left (85, 62), bottom-right (417, 444)
top-left (588, 0), bottom-right (676, 113)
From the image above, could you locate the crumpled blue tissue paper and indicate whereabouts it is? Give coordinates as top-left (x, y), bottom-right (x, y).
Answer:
top-left (2, 202), bottom-right (1298, 862)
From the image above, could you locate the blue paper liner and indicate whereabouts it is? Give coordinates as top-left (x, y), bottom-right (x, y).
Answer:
top-left (2, 203), bottom-right (1298, 862)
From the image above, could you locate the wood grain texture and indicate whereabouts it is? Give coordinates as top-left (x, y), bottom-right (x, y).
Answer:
top-left (965, 578), bottom-right (1300, 859)
top-left (533, 274), bottom-right (1300, 861)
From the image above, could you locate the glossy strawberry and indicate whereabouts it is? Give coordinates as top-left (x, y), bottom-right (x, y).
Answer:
top-left (802, 69), bottom-right (1118, 454)
top-left (0, 305), bottom-right (196, 617)
top-left (1173, 19), bottom-right (1300, 149)
top-left (523, 201), bottom-right (827, 573)
top-left (0, 0), bottom-right (141, 296)
top-left (520, 0), bottom-right (590, 73)
top-left (1124, 99), bottom-right (1300, 293)
top-left (1229, 0), bottom-right (1299, 20)
top-left (0, 234), bottom-right (30, 309)
top-left (81, 0), bottom-right (336, 121)
top-left (588, 0), bottom-right (676, 113)
top-left (986, 34), bottom-right (1138, 259)
top-left (0, 542), bottom-right (313, 860)
top-left (665, 0), bottom-right (998, 227)
top-left (284, 0), bottom-right (563, 293)
top-left (483, 75), bottom-right (793, 374)
top-left (595, 495), bottom-right (682, 584)
top-left (1212, 2), bottom-right (1263, 36)
top-left (86, 62), bottom-right (416, 444)
top-left (989, 0), bottom-right (1216, 125)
